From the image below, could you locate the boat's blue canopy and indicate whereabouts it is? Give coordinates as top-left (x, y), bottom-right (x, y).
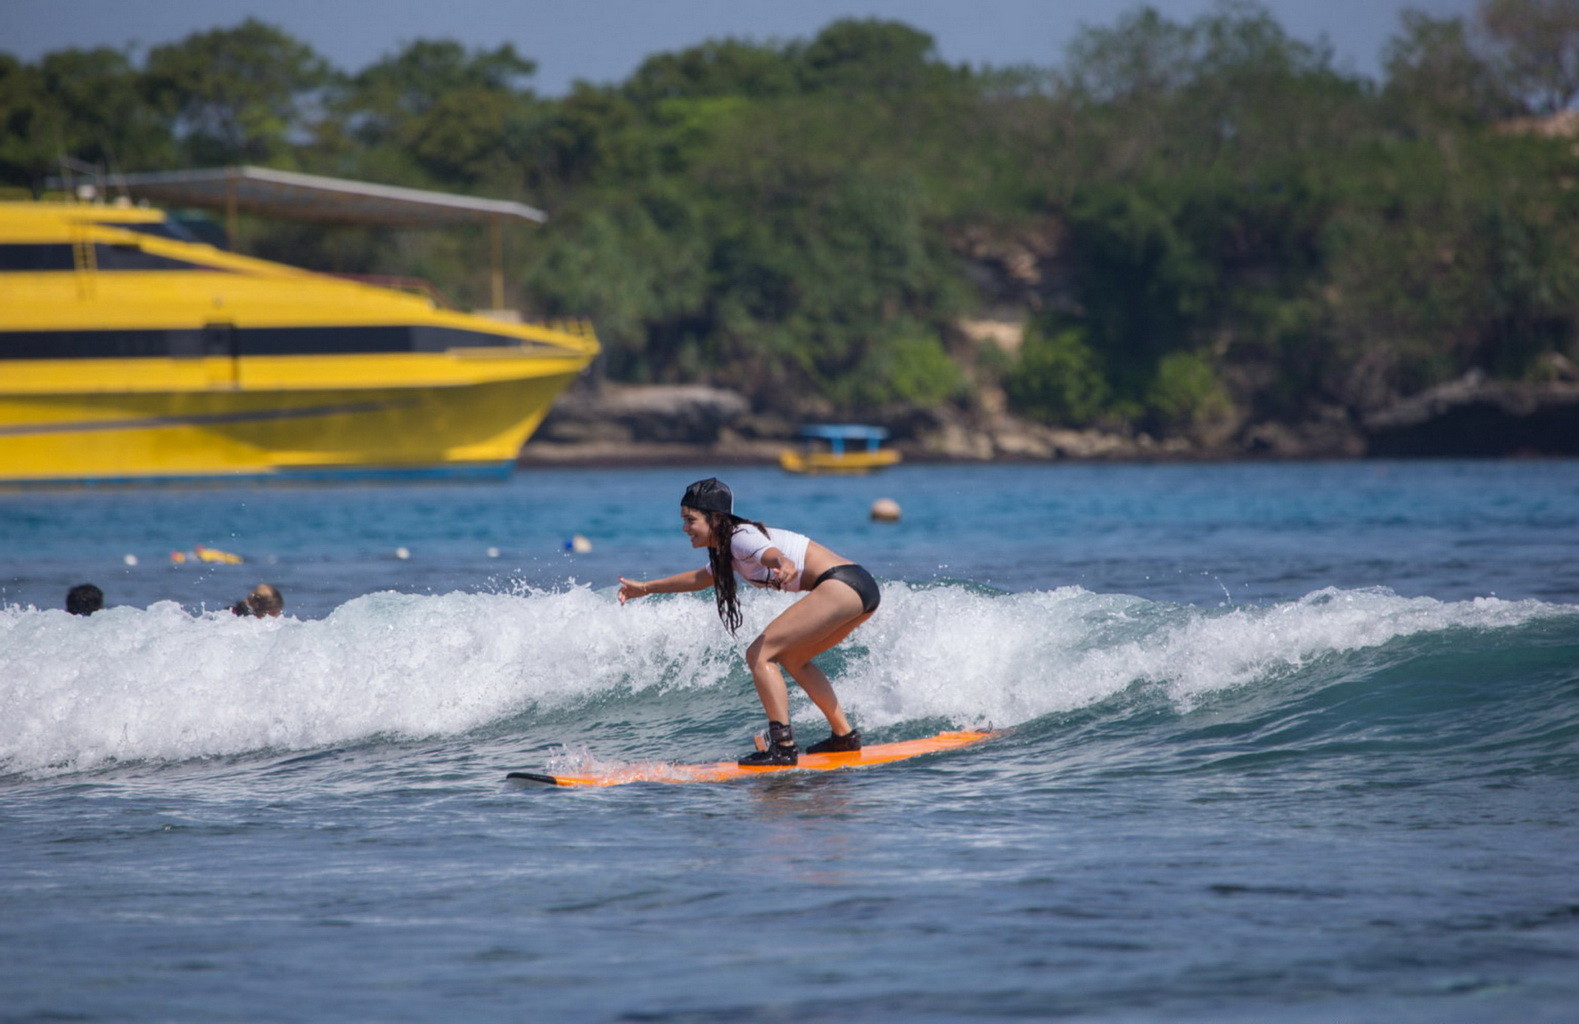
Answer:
top-left (796, 424), bottom-right (890, 453)
top-left (797, 424), bottom-right (889, 441)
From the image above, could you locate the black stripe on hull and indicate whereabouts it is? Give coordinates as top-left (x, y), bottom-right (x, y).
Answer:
top-left (0, 325), bottom-right (524, 360)
top-left (0, 399), bottom-right (416, 437)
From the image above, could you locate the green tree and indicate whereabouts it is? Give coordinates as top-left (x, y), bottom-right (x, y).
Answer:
top-left (0, 55), bottom-right (46, 185)
top-left (798, 18), bottom-right (951, 95)
top-left (1059, 183), bottom-right (1214, 402)
top-left (1480, 0), bottom-right (1579, 114)
top-left (524, 180), bottom-right (713, 379)
top-left (1060, 6), bottom-right (1197, 103)
top-left (1147, 349), bottom-right (1236, 439)
top-left (1004, 326), bottom-right (1112, 426)
top-left (1320, 132), bottom-right (1579, 408)
top-left (623, 39), bottom-right (799, 103)
top-left (0, 48), bottom-right (171, 188)
top-left (1384, 11), bottom-right (1520, 126)
top-left (141, 19), bottom-right (333, 166)
top-left (855, 323), bottom-right (966, 407)
top-left (325, 40), bottom-right (540, 189)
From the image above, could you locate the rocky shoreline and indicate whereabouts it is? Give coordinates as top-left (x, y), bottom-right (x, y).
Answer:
top-left (518, 377), bottom-right (1579, 467)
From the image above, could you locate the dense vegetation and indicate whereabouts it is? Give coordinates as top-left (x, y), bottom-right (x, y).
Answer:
top-left (4, 0), bottom-right (1577, 441)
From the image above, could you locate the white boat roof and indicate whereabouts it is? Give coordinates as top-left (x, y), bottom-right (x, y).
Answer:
top-left (111, 166), bottom-right (546, 227)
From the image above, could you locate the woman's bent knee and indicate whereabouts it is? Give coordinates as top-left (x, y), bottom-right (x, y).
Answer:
top-left (777, 655), bottom-right (811, 675)
top-left (746, 635), bottom-right (780, 668)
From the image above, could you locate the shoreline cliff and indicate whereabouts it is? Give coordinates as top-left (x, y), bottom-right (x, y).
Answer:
top-left (519, 377), bottom-right (1579, 467)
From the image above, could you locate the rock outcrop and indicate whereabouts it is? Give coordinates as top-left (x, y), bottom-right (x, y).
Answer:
top-left (519, 371), bottom-right (1579, 466)
top-left (521, 383), bottom-right (786, 465)
top-left (1362, 372), bottom-right (1579, 457)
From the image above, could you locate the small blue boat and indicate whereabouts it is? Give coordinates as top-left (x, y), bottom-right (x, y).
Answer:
top-left (779, 424), bottom-right (901, 474)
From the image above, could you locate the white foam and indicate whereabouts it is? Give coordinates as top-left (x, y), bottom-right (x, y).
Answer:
top-left (816, 584), bottom-right (1566, 729)
top-left (0, 586), bottom-right (728, 776)
top-left (1, 583), bottom-right (1565, 776)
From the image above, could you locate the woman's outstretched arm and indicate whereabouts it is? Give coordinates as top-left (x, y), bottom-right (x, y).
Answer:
top-left (617, 567), bottom-right (713, 604)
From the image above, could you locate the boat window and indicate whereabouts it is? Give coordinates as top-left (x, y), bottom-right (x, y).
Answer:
top-left (0, 244), bottom-right (77, 271)
top-left (93, 244), bottom-right (216, 272)
top-left (237, 325), bottom-right (523, 356)
top-left (0, 242), bottom-right (222, 272)
top-left (168, 330), bottom-right (205, 358)
top-left (110, 219), bottom-right (203, 244)
top-left (411, 326), bottom-right (516, 351)
top-left (239, 326), bottom-right (412, 355)
top-left (0, 330), bottom-right (179, 359)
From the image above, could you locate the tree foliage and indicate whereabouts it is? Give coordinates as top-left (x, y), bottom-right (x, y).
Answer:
top-left (4, 2), bottom-right (1575, 437)
top-left (140, 19), bottom-right (333, 166)
top-left (1480, 0), bottom-right (1579, 114)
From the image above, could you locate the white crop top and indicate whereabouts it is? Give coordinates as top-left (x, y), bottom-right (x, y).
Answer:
top-left (712, 524), bottom-right (811, 591)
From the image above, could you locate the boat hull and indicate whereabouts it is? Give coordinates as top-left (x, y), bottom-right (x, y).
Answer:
top-left (779, 448), bottom-right (902, 474)
top-left (0, 351), bottom-right (587, 483)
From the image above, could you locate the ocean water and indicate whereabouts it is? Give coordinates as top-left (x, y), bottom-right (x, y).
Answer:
top-left (2, 461), bottom-right (1577, 1022)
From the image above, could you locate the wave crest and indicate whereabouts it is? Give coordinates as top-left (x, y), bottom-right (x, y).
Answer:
top-left (2, 582), bottom-right (1572, 778)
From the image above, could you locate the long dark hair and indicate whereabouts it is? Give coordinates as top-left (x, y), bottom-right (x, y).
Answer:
top-left (702, 510), bottom-right (768, 635)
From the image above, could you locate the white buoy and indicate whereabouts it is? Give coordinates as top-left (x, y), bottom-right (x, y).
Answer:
top-left (870, 498), bottom-right (902, 523)
top-left (565, 535), bottom-right (593, 554)
top-left (486, 547), bottom-right (501, 558)
top-left (395, 546), bottom-right (411, 560)
top-left (123, 554), bottom-right (139, 566)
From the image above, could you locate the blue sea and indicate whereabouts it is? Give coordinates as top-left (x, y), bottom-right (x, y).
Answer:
top-left (3, 461), bottom-right (1577, 1023)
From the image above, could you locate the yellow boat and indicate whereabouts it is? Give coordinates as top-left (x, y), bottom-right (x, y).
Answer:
top-left (779, 424), bottom-right (902, 474)
top-left (0, 196), bottom-right (598, 483)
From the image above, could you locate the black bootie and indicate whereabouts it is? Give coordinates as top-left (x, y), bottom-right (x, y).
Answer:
top-left (806, 729), bottom-right (862, 754)
top-left (739, 720), bottom-right (798, 766)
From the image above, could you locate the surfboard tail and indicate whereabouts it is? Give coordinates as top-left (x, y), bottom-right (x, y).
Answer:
top-left (506, 771), bottom-right (570, 787)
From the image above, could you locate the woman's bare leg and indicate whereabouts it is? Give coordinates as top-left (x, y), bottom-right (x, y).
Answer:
top-left (745, 581), bottom-right (868, 734)
top-left (779, 613), bottom-right (872, 733)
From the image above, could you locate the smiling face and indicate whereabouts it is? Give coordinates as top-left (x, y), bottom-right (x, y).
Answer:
top-left (681, 506), bottom-right (715, 548)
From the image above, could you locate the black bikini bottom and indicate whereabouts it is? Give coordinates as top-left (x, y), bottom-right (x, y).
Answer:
top-left (812, 563), bottom-right (881, 614)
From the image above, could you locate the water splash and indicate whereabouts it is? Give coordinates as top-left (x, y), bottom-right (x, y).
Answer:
top-left (2, 582), bottom-right (1571, 778)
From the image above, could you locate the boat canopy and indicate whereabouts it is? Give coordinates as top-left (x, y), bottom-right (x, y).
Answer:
top-left (111, 166), bottom-right (545, 227)
top-left (797, 424), bottom-right (890, 453)
top-left (108, 166), bottom-right (545, 310)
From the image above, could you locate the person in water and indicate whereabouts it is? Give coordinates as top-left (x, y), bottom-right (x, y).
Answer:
top-left (232, 583), bottom-right (284, 618)
top-left (66, 583), bottom-right (104, 616)
top-left (617, 477), bottom-right (880, 766)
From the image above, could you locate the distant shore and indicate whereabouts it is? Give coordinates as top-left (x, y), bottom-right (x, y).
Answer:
top-left (519, 377), bottom-right (1579, 467)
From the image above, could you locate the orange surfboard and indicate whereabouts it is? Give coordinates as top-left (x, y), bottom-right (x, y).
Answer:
top-left (507, 730), bottom-right (996, 788)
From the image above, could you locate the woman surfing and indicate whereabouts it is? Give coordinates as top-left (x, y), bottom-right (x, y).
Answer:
top-left (617, 477), bottom-right (880, 766)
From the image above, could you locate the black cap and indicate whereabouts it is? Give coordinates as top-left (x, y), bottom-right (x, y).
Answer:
top-left (681, 477), bottom-right (733, 515)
